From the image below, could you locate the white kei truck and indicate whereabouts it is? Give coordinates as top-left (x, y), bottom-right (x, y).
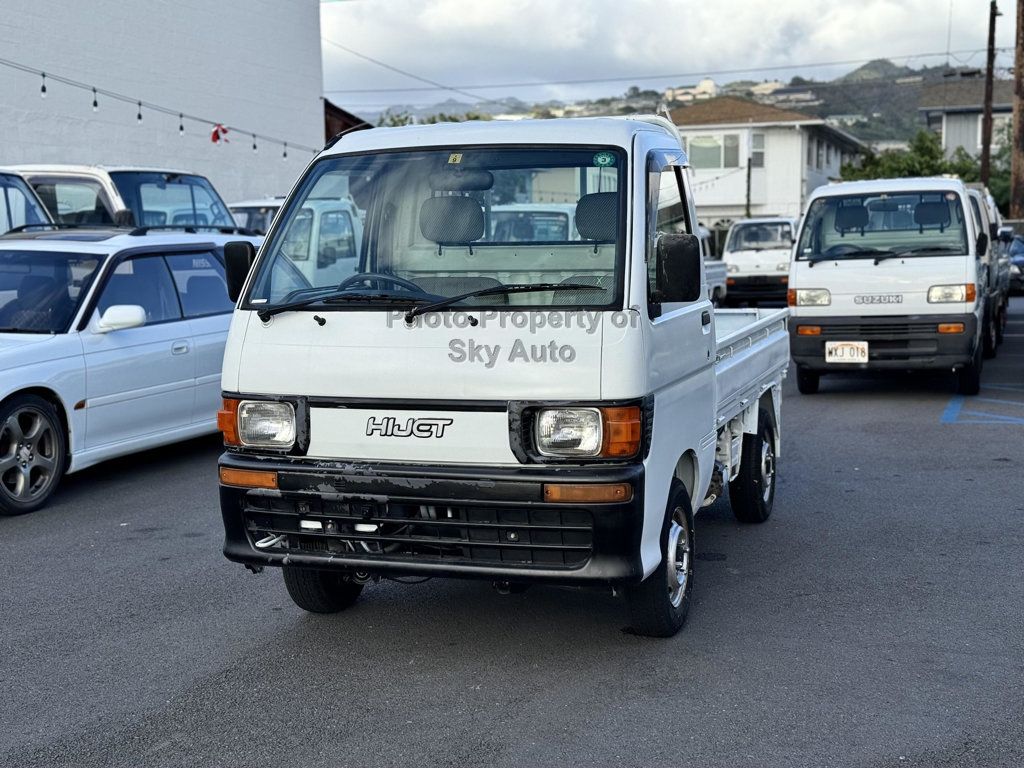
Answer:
top-left (216, 116), bottom-right (789, 637)
top-left (721, 217), bottom-right (798, 305)
top-left (788, 177), bottom-right (995, 396)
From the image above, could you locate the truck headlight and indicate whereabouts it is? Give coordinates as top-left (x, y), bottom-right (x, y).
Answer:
top-left (1011, 264), bottom-right (1021, 276)
top-left (776, 261), bottom-right (790, 272)
top-left (238, 401), bottom-right (296, 447)
top-left (789, 288), bottom-right (831, 306)
top-left (927, 284), bottom-right (976, 303)
top-left (726, 263), bottom-right (740, 273)
top-left (535, 408), bottom-right (602, 457)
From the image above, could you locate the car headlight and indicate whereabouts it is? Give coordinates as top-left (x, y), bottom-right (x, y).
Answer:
top-left (726, 263), bottom-right (740, 273)
top-left (927, 284), bottom-right (976, 303)
top-left (535, 408), bottom-right (602, 457)
top-left (238, 401), bottom-right (296, 447)
top-left (789, 288), bottom-right (831, 306)
top-left (776, 261), bottom-right (790, 272)
top-left (1012, 264), bottom-right (1022, 275)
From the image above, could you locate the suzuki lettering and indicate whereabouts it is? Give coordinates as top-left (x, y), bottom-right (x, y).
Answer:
top-left (365, 416), bottom-right (454, 439)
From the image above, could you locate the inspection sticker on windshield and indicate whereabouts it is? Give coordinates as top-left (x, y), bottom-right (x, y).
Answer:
top-left (825, 341), bottom-right (869, 364)
top-left (593, 151), bottom-right (616, 167)
top-left (447, 153), bottom-right (463, 164)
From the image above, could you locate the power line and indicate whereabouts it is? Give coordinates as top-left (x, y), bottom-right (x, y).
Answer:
top-left (322, 47), bottom-right (1008, 95)
top-left (0, 55), bottom-right (321, 153)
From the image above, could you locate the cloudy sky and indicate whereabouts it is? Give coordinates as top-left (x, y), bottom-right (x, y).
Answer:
top-left (321, 0), bottom-right (1018, 113)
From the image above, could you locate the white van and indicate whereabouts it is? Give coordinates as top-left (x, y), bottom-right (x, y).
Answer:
top-left (788, 178), bottom-right (989, 395)
top-left (721, 217), bottom-right (797, 305)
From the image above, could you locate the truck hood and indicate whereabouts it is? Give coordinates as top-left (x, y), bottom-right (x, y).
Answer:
top-left (222, 309), bottom-right (636, 465)
top-left (724, 248), bottom-right (791, 275)
top-left (790, 255), bottom-right (970, 316)
top-left (0, 333), bottom-right (80, 371)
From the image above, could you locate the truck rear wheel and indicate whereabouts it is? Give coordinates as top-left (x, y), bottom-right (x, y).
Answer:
top-left (796, 367), bottom-right (819, 395)
top-left (983, 304), bottom-right (997, 359)
top-left (282, 567), bottom-right (364, 613)
top-left (995, 302), bottom-right (1006, 345)
top-left (625, 480), bottom-right (694, 638)
top-left (729, 409), bottom-right (776, 524)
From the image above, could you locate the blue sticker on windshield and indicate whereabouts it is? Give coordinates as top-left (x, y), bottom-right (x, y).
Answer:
top-left (593, 151), bottom-right (616, 167)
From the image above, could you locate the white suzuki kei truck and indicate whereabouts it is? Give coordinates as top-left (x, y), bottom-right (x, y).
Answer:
top-left (721, 217), bottom-right (798, 305)
top-left (216, 117), bottom-right (789, 637)
top-left (788, 178), bottom-right (990, 396)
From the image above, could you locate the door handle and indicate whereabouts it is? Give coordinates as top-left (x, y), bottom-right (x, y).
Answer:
top-left (171, 341), bottom-right (190, 355)
top-left (701, 310), bottom-right (711, 326)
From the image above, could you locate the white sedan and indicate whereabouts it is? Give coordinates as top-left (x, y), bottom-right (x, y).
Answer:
top-left (0, 229), bottom-right (260, 514)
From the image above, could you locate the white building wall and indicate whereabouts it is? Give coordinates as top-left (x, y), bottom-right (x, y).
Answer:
top-left (0, 0), bottom-right (325, 202)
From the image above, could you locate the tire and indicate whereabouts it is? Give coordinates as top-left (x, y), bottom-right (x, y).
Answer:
top-left (282, 567), bottom-right (364, 613)
top-left (995, 302), bottom-right (1005, 345)
top-left (796, 366), bottom-right (819, 395)
top-left (957, 340), bottom-right (983, 396)
top-left (983, 304), bottom-right (997, 359)
top-left (729, 409), bottom-right (777, 524)
top-left (0, 394), bottom-right (67, 516)
top-left (625, 480), bottom-right (694, 638)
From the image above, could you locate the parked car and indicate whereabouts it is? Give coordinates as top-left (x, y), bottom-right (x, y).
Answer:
top-left (1010, 235), bottom-right (1024, 294)
top-left (789, 177), bottom-right (990, 395)
top-left (722, 217), bottom-right (797, 305)
top-left (215, 115), bottom-right (789, 637)
top-left (230, 197), bottom-right (285, 235)
top-left (0, 170), bottom-right (53, 233)
top-left (0, 228), bottom-right (260, 515)
top-left (13, 165), bottom-right (235, 230)
top-left (966, 187), bottom-right (1010, 346)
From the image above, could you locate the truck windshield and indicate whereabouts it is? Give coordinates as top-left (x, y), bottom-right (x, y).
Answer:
top-left (0, 175), bottom-right (51, 233)
top-left (797, 191), bottom-right (969, 261)
top-left (727, 221), bottom-right (792, 251)
top-left (108, 172), bottom-right (234, 228)
top-left (0, 250), bottom-right (103, 333)
top-left (247, 147), bottom-right (625, 309)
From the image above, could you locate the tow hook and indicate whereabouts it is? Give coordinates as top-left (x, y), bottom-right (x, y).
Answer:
top-left (244, 564), bottom-right (264, 575)
top-left (493, 580), bottom-right (512, 595)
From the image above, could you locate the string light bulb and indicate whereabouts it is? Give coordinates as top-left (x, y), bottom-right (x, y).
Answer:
top-left (40, 73), bottom-right (47, 99)
top-left (92, 87), bottom-right (98, 112)
top-left (252, 134), bottom-right (258, 153)
top-left (282, 142), bottom-right (288, 160)
top-left (136, 101), bottom-right (142, 124)
top-left (178, 114), bottom-right (184, 136)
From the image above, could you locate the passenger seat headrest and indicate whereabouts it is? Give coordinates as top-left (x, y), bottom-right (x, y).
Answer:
top-left (835, 205), bottom-right (869, 232)
top-left (419, 196), bottom-right (485, 245)
top-left (914, 201), bottom-right (951, 228)
top-left (575, 192), bottom-right (618, 241)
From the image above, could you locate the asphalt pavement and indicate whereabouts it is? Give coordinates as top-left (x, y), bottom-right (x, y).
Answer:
top-left (3, 299), bottom-right (1023, 768)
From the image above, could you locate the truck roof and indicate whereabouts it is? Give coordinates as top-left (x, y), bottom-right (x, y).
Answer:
top-left (811, 177), bottom-right (968, 200)
top-left (0, 229), bottom-right (259, 253)
top-left (730, 216), bottom-right (798, 226)
top-left (11, 164), bottom-right (199, 177)
top-left (324, 116), bottom-right (681, 157)
top-left (230, 197), bottom-right (286, 209)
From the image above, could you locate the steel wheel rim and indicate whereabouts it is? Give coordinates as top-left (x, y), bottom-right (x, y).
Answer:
top-left (760, 439), bottom-right (775, 503)
top-left (0, 408), bottom-right (58, 503)
top-left (665, 507), bottom-right (691, 608)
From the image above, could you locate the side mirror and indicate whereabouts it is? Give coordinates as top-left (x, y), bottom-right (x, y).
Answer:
top-left (113, 209), bottom-right (136, 228)
top-left (976, 232), bottom-right (989, 258)
top-left (655, 233), bottom-right (702, 304)
top-left (997, 225), bottom-right (1014, 244)
top-left (224, 240), bottom-right (257, 302)
top-left (96, 304), bottom-right (146, 333)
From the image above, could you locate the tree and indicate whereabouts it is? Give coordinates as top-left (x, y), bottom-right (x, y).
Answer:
top-left (377, 109), bottom-right (414, 127)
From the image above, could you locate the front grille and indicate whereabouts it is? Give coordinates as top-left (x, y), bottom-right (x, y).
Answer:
top-left (818, 322), bottom-right (939, 339)
top-left (242, 494), bottom-right (594, 569)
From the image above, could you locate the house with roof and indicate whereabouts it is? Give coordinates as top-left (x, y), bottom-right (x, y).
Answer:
top-left (669, 96), bottom-right (866, 237)
top-left (917, 79), bottom-right (1014, 158)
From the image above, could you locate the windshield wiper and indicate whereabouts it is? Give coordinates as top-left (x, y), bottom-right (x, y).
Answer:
top-left (256, 290), bottom-right (430, 321)
top-left (877, 246), bottom-right (964, 264)
top-left (806, 248), bottom-right (890, 267)
top-left (0, 327), bottom-right (44, 334)
top-left (404, 283), bottom-right (603, 325)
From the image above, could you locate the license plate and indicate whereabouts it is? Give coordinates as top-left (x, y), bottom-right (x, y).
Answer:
top-left (825, 341), bottom-right (868, 364)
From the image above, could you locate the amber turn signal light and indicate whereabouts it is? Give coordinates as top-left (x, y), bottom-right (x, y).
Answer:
top-left (787, 288), bottom-right (797, 306)
top-left (218, 398), bottom-right (241, 446)
top-left (965, 284), bottom-right (977, 302)
top-left (543, 483), bottom-right (633, 503)
top-left (797, 325), bottom-right (822, 336)
top-left (937, 323), bottom-right (965, 334)
top-left (600, 406), bottom-right (642, 458)
top-left (219, 467), bottom-right (278, 489)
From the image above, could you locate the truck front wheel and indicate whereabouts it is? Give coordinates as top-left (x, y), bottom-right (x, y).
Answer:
top-left (957, 341), bottom-right (983, 396)
top-left (625, 480), bottom-right (694, 638)
top-left (283, 567), bottom-right (364, 613)
top-left (729, 409), bottom-right (776, 524)
top-left (796, 367), bottom-right (819, 395)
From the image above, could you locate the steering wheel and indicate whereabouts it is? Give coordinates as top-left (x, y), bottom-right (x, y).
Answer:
top-left (336, 272), bottom-right (425, 294)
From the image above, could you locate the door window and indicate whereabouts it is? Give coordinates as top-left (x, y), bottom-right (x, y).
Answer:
top-left (97, 256), bottom-right (182, 324)
top-left (648, 156), bottom-right (691, 299)
top-left (165, 252), bottom-right (235, 317)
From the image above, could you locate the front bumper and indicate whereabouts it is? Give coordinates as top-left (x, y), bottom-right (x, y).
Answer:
top-left (789, 313), bottom-right (978, 371)
top-left (219, 453), bottom-right (645, 585)
top-left (726, 274), bottom-right (789, 303)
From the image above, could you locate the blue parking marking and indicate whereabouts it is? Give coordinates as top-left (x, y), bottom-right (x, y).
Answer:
top-left (940, 396), bottom-right (964, 423)
top-left (941, 387), bottom-right (1024, 425)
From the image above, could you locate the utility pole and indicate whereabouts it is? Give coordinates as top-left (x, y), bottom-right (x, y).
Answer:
top-left (1011, 0), bottom-right (1024, 218)
top-left (980, 1), bottom-right (1000, 184)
